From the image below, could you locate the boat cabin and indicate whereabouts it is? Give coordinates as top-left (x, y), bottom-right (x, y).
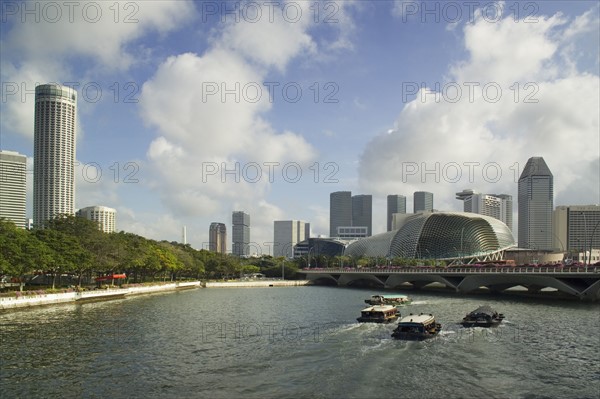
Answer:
top-left (365, 294), bottom-right (411, 305)
top-left (461, 305), bottom-right (504, 327)
top-left (357, 305), bottom-right (399, 323)
top-left (392, 313), bottom-right (442, 340)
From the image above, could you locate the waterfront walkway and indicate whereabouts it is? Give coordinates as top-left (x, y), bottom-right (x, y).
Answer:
top-left (0, 281), bottom-right (201, 310)
top-left (300, 266), bottom-right (600, 301)
top-left (205, 280), bottom-right (309, 288)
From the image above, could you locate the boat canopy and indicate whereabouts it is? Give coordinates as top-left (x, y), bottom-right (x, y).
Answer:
top-left (468, 306), bottom-right (497, 317)
top-left (399, 314), bottom-right (435, 325)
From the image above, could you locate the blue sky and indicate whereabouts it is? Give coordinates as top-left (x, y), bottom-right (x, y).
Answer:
top-left (1, 0), bottom-right (599, 252)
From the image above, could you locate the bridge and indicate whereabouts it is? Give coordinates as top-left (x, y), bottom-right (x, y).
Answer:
top-left (299, 266), bottom-right (600, 301)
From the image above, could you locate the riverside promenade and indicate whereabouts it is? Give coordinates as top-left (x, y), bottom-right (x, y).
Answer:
top-left (205, 280), bottom-right (309, 288)
top-left (0, 281), bottom-right (202, 310)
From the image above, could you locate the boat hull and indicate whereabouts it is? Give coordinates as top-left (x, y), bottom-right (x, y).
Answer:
top-left (391, 331), bottom-right (438, 341)
top-left (357, 316), bottom-right (398, 323)
top-left (364, 299), bottom-right (412, 306)
top-left (461, 320), bottom-right (502, 328)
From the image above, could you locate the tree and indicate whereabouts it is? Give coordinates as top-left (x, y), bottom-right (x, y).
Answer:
top-left (0, 219), bottom-right (48, 291)
top-left (33, 229), bottom-right (88, 289)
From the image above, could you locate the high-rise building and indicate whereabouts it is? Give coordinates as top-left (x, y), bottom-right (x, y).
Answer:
top-left (414, 191), bottom-right (433, 213)
top-left (0, 150), bottom-right (27, 228)
top-left (387, 195), bottom-right (406, 231)
top-left (553, 205), bottom-right (600, 256)
top-left (330, 191), bottom-right (373, 238)
top-left (33, 84), bottom-right (77, 228)
top-left (76, 206), bottom-right (116, 233)
top-left (209, 222), bottom-right (227, 254)
top-left (330, 191), bottom-right (352, 237)
top-left (352, 194), bottom-right (372, 236)
top-left (518, 157), bottom-right (553, 250)
top-left (274, 220), bottom-right (308, 258)
top-left (232, 211), bottom-right (250, 256)
top-left (456, 189), bottom-right (513, 232)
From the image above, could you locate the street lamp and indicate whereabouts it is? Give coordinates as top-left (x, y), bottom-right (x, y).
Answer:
top-left (581, 212), bottom-right (588, 266)
top-left (307, 245), bottom-right (315, 269)
top-left (589, 221), bottom-right (600, 266)
top-left (281, 258), bottom-right (285, 280)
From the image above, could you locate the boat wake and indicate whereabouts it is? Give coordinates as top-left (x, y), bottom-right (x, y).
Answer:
top-left (439, 330), bottom-right (456, 336)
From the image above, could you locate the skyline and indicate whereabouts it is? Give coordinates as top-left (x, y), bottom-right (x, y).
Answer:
top-left (1, 1), bottom-right (599, 252)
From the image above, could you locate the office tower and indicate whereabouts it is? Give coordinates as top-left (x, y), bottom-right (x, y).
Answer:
top-left (456, 190), bottom-right (513, 232)
top-left (496, 194), bottom-right (513, 233)
top-left (209, 222), bottom-right (227, 254)
top-left (0, 150), bottom-right (27, 228)
top-left (553, 205), bottom-right (600, 254)
top-left (387, 195), bottom-right (406, 231)
top-left (76, 206), bottom-right (116, 233)
top-left (352, 194), bottom-right (372, 236)
top-left (274, 220), bottom-right (308, 257)
top-left (232, 211), bottom-right (250, 256)
top-left (33, 84), bottom-right (77, 227)
top-left (518, 157), bottom-right (553, 250)
top-left (414, 191), bottom-right (433, 213)
top-left (330, 191), bottom-right (352, 237)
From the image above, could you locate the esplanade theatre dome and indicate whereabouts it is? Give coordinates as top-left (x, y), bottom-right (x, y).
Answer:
top-left (344, 212), bottom-right (516, 263)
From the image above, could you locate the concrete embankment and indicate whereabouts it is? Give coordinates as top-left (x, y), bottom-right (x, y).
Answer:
top-left (0, 281), bottom-right (202, 310)
top-left (205, 280), bottom-right (310, 288)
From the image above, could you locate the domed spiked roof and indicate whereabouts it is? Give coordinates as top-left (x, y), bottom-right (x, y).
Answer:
top-left (344, 212), bottom-right (516, 263)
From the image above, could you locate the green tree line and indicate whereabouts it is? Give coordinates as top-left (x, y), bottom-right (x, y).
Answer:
top-left (0, 216), bottom-right (302, 290)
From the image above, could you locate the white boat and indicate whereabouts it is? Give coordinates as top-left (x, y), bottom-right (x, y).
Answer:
top-left (357, 305), bottom-right (399, 323)
top-left (364, 294), bottom-right (412, 306)
top-left (391, 313), bottom-right (442, 340)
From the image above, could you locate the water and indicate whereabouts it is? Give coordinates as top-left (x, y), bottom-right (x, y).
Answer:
top-left (1, 287), bottom-right (599, 399)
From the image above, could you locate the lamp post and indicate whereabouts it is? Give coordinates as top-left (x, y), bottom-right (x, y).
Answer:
top-left (281, 258), bottom-right (285, 280)
top-left (581, 212), bottom-right (588, 266)
top-left (307, 245), bottom-right (315, 269)
top-left (589, 221), bottom-right (600, 266)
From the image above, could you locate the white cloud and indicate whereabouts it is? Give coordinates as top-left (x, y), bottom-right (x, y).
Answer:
top-left (136, 2), bottom-right (362, 250)
top-left (358, 7), bottom-right (600, 229)
top-left (1, 0), bottom-right (195, 139)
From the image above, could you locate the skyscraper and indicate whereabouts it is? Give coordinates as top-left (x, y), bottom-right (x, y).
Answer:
top-left (352, 194), bottom-right (372, 236)
top-left (33, 84), bottom-right (77, 227)
top-left (330, 191), bottom-right (352, 237)
top-left (518, 157), bottom-right (553, 250)
top-left (387, 194), bottom-right (406, 231)
top-left (274, 220), bottom-right (308, 257)
top-left (76, 206), bottom-right (116, 233)
top-left (232, 211), bottom-right (250, 256)
top-left (0, 150), bottom-right (27, 228)
top-left (209, 222), bottom-right (227, 254)
top-left (414, 191), bottom-right (433, 213)
top-left (553, 205), bottom-right (600, 254)
top-left (329, 191), bottom-right (373, 238)
top-left (456, 189), bottom-right (513, 232)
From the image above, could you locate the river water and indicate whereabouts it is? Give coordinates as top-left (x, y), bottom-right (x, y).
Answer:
top-left (1, 286), bottom-right (599, 399)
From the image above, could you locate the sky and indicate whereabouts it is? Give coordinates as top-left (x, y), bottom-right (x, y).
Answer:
top-left (1, 0), bottom-right (599, 254)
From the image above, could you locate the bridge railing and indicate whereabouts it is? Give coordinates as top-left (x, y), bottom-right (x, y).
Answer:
top-left (303, 266), bottom-right (600, 274)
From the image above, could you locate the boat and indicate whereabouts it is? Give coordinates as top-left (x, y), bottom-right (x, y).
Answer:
top-left (364, 294), bottom-right (412, 306)
top-left (357, 305), bottom-right (400, 323)
top-left (391, 313), bottom-right (442, 340)
top-left (461, 306), bottom-right (504, 327)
